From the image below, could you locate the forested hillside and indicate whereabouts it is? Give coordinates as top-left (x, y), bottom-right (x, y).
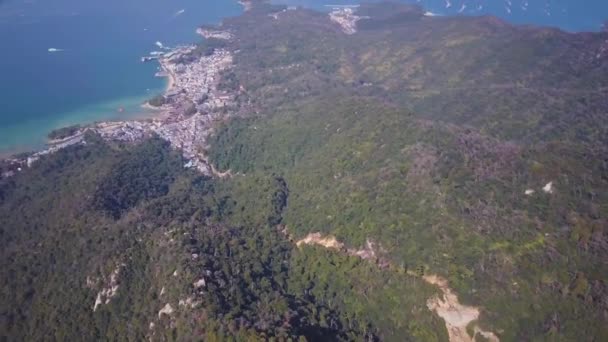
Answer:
top-left (209, 2), bottom-right (608, 340)
top-left (0, 135), bottom-right (448, 341)
top-left (1, 2), bottom-right (608, 341)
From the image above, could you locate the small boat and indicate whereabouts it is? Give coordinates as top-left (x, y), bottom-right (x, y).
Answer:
top-left (141, 56), bottom-right (158, 63)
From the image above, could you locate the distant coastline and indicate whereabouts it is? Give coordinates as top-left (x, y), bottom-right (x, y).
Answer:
top-left (238, 0), bottom-right (253, 12)
top-left (2, 25), bottom-right (241, 178)
top-left (4, 1), bottom-right (241, 173)
top-left (0, 0), bottom-right (244, 157)
top-left (140, 71), bottom-right (175, 112)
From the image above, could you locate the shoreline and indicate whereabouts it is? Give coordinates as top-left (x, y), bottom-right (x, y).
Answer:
top-left (140, 102), bottom-right (163, 112)
top-left (167, 69), bottom-right (176, 93)
top-left (238, 0), bottom-right (253, 12)
top-left (159, 66), bottom-right (176, 94)
top-left (0, 63), bottom-right (175, 159)
top-left (0, 8), bottom-right (200, 162)
top-left (140, 64), bottom-right (175, 110)
top-left (2, 31), bottom-right (240, 177)
top-left (0, 0), bottom-right (245, 165)
top-left (0, 93), bottom-right (160, 159)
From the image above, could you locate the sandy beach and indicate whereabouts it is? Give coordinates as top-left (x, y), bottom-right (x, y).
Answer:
top-left (139, 62), bottom-right (176, 112)
top-left (164, 68), bottom-right (176, 93)
top-left (140, 102), bottom-right (163, 111)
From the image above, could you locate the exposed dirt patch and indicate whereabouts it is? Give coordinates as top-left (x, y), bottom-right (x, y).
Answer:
top-left (296, 232), bottom-right (344, 250)
top-left (424, 275), bottom-right (499, 342)
top-left (296, 233), bottom-right (392, 268)
top-left (295, 232), bottom-right (499, 342)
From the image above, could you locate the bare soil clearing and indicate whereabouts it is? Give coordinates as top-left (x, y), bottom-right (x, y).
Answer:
top-left (296, 232), bottom-right (499, 342)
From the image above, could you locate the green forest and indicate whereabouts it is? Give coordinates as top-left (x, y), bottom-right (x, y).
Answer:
top-left (2, 1), bottom-right (608, 341)
top-left (0, 135), bottom-right (448, 341)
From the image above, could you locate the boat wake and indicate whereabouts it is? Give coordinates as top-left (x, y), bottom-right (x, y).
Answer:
top-left (172, 9), bottom-right (185, 19)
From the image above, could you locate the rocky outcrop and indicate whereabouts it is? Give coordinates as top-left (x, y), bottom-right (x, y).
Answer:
top-left (329, 7), bottom-right (363, 35)
top-left (91, 263), bottom-right (126, 312)
top-left (158, 303), bottom-right (174, 318)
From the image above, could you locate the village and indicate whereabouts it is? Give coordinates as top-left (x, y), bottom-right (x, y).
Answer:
top-left (149, 34), bottom-right (238, 175)
top-left (0, 4), bottom-right (364, 179)
top-left (0, 2), bottom-right (367, 180)
top-left (1, 29), bottom-right (239, 178)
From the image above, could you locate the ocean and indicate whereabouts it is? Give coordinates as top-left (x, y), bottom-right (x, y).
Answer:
top-left (0, 0), bottom-right (242, 154)
top-left (276, 0), bottom-right (608, 31)
top-left (1, 0), bottom-right (606, 154)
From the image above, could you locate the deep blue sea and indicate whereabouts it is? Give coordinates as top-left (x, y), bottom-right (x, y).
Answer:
top-left (277, 0), bottom-right (608, 32)
top-left (0, 0), bottom-right (606, 154)
top-left (0, 0), bottom-right (242, 154)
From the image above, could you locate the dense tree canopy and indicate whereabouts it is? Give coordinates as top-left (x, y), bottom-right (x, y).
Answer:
top-left (2, 2), bottom-right (608, 341)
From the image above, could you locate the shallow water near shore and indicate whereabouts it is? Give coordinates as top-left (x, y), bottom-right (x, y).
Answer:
top-left (0, 93), bottom-right (162, 155)
top-left (0, 0), bottom-right (243, 154)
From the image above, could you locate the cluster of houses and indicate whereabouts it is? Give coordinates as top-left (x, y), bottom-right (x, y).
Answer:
top-left (161, 47), bottom-right (236, 115)
top-left (3, 36), bottom-right (240, 178)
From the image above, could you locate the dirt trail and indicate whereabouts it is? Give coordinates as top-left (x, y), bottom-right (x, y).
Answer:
top-left (209, 163), bottom-right (233, 178)
top-left (295, 232), bottom-right (499, 342)
top-left (295, 232), bottom-right (344, 249)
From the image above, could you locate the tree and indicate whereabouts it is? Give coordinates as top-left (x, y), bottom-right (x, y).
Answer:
top-left (148, 95), bottom-right (166, 107)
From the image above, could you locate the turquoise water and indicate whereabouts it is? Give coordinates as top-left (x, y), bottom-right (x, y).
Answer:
top-left (0, 0), bottom-right (242, 153)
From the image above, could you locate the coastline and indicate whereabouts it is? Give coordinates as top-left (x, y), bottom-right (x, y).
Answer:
top-left (0, 53), bottom-right (176, 159)
top-left (167, 72), bottom-right (176, 93)
top-left (139, 56), bottom-right (176, 111)
top-left (0, 0), bottom-right (246, 162)
top-left (140, 102), bottom-right (163, 111)
top-left (2, 26), bottom-right (241, 178)
top-left (238, 0), bottom-right (253, 12)
top-left (0, 149), bottom-right (25, 160)
top-left (0, 92), bottom-right (162, 156)
top-left (1, 0), bottom-right (247, 178)
top-left (164, 68), bottom-right (176, 94)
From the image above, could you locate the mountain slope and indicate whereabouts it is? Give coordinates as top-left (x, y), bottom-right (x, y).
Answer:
top-left (208, 2), bottom-right (608, 340)
top-left (1, 2), bottom-right (608, 341)
top-left (0, 135), bottom-right (448, 341)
